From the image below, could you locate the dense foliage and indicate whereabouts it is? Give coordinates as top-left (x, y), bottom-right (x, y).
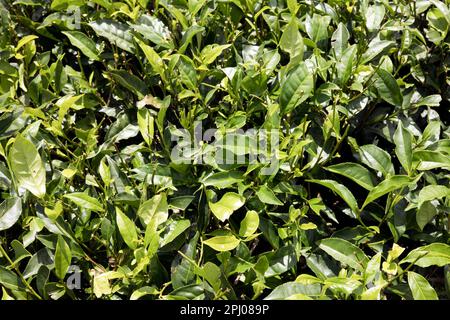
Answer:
top-left (0, 0), bottom-right (450, 300)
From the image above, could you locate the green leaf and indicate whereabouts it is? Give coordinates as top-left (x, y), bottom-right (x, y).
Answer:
top-left (413, 150), bottom-right (450, 170)
top-left (265, 245), bottom-right (297, 277)
top-left (264, 282), bottom-right (321, 300)
top-left (331, 22), bottom-right (349, 59)
top-left (177, 55), bottom-right (197, 90)
top-left (200, 171), bottom-right (244, 189)
top-left (10, 134), bottom-right (46, 198)
top-left (90, 0), bottom-right (112, 9)
top-left (361, 37), bottom-right (395, 64)
top-left (131, 14), bottom-right (173, 49)
top-left (0, 197), bottom-right (22, 231)
top-left (359, 144), bottom-right (395, 177)
top-left (280, 19), bottom-right (304, 58)
top-left (54, 235), bottom-right (71, 280)
top-left (203, 235), bottom-right (240, 252)
top-left (64, 192), bottom-right (104, 212)
top-left (393, 121), bottom-right (413, 175)
top-left (362, 175), bottom-right (413, 209)
top-left (209, 192), bottom-right (245, 222)
top-left (15, 35), bottom-right (38, 52)
top-left (130, 286), bottom-right (158, 300)
top-left (408, 271), bottom-right (438, 300)
top-left (319, 238), bottom-right (369, 272)
top-left (416, 201), bottom-right (437, 231)
top-left (417, 185), bottom-right (450, 209)
top-left (360, 285), bottom-right (383, 300)
top-left (89, 19), bottom-right (135, 53)
top-left (305, 14), bottom-right (331, 48)
top-left (137, 107), bottom-right (154, 147)
top-left (0, 266), bottom-right (24, 291)
top-left (62, 31), bottom-right (101, 61)
top-left (135, 38), bottom-right (165, 77)
top-left (336, 44), bottom-right (357, 86)
top-left (51, 0), bottom-right (84, 10)
top-left (364, 252), bottom-right (382, 285)
top-left (160, 219), bottom-right (190, 247)
top-left (325, 162), bottom-right (375, 190)
top-left (307, 179), bottom-right (359, 214)
top-left (116, 207), bottom-right (139, 249)
top-left (374, 68), bottom-right (403, 106)
top-left (109, 70), bottom-right (148, 99)
top-left (138, 193), bottom-right (169, 226)
top-left (400, 243), bottom-right (450, 268)
top-left (200, 44), bottom-right (231, 65)
top-left (324, 277), bottom-right (362, 295)
top-left (256, 185), bottom-right (283, 205)
top-left (239, 210), bottom-right (259, 237)
top-left (279, 62), bottom-right (314, 115)
top-left (178, 25), bottom-right (204, 54)
top-left (365, 4), bottom-right (385, 32)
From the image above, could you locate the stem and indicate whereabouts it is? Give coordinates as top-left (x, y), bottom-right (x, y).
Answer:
top-left (0, 241), bottom-right (43, 300)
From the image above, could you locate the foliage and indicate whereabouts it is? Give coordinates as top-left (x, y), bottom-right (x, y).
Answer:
top-left (0, 0), bottom-right (449, 300)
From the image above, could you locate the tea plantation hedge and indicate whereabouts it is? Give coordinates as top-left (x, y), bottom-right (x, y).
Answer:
top-left (0, 0), bottom-right (449, 300)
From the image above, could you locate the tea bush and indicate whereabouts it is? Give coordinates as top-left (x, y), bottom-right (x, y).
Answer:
top-left (0, 0), bottom-right (449, 300)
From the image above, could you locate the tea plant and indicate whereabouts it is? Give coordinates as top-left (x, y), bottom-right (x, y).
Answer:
top-left (0, 0), bottom-right (449, 300)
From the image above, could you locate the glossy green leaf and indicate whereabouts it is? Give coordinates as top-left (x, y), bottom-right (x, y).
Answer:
top-left (361, 37), bottom-right (395, 64)
top-left (135, 38), bottom-right (165, 77)
top-left (256, 185), bottom-right (283, 205)
top-left (116, 207), bottom-right (139, 250)
top-left (264, 282), bottom-right (321, 300)
top-left (0, 197), bottom-right (22, 231)
top-left (408, 272), bottom-right (438, 300)
top-left (359, 144), bottom-right (395, 177)
top-left (54, 235), bottom-right (71, 280)
top-left (200, 171), bottom-right (244, 189)
top-left (362, 175), bottom-right (413, 209)
top-left (365, 4), bottom-right (385, 32)
top-left (305, 14), bottom-right (331, 48)
top-left (0, 266), bottom-right (24, 291)
top-left (64, 193), bottom-right (104, 212)
top-left (138, 193), bottom-right (168, 227)
top-left (331, 22), bottom-right (349, 59)
top-left (137, 107), bottom-right (154, 147)
top-left (209, 192), bottom-right (245, 222)
top-left (394, 121), bottom-right (413, 175)
top-left (416, 201), bottom-right (437, 231)
top-left (160, 219), bottom-right (190, 247)
top-left (109, 70), bottom-right (148, 99)
top-left (319, 238), bottom-right (369, 272)
top-left (417, 185), bottom-right (450, 209)
top-left (374, 69), bottom-right (403, 106)
top-left (200, 44), bottom-right (231, 65)
top-left (89, 20), bottom-right (135, 53)
top-left (336, 45), bottom-right (357, 86)
top-left (62, 31), bottom-right (101, 61)
top-left (51, 0), bottom-right (84, 10)
top-left (203, 235), bottom-right (240, 252)
top-left (239, 210), bottom-right (259, 237)
top-left (10, 134), bottom-right (46, 198)
top-left (307, 179), bottom-right (359, 214)
top-left (280, 19), bottom-right (304, 58)
top-left (279, 62), bottom-right (314, 115)
top-left (131, 14), bottom-right (173, 49)
top-left (325, 162), bottom-right (375, 190)
top-left (400, 243), bottom-right (450, 268)
top-left (414, 150), bottom-right (450, 170)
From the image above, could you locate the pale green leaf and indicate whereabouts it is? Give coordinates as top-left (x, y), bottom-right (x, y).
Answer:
top-left (10, 135), bottom-right (46, 198)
